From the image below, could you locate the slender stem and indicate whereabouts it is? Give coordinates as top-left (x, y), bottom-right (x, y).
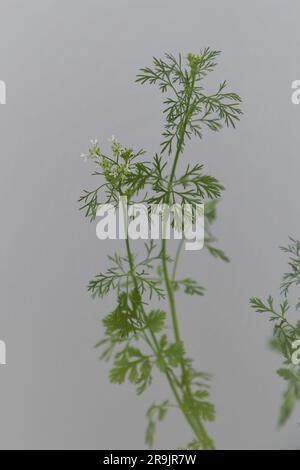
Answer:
top-left (164, 370), bottom-right (202, 440)
top-left (172, 237), bottom-right (184, 282)
top-left (121, 196), bottom-right (203, 443)
top-left (161, 69), bottom-right (196, 341)
top-left (161, 67), bottom-right (196, 343)
top-left (160, 66), bottom-right (214, 447)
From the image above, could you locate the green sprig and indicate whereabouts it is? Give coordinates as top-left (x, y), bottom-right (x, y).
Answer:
top-left (80, 49), bottom-right (242, 449)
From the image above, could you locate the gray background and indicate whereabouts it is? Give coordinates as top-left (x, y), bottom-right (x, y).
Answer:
top-left (0, 0), bottom-right (299, 450)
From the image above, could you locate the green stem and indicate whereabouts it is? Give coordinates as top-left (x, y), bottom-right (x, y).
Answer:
top-left (160, 66), bottom-right (214, 448)
top-left (172, 238), bottom-right (184, 282)
top-left (161, 67), bottom-right (196, 342)
top-left (121, 196), bottom-right (203, 443)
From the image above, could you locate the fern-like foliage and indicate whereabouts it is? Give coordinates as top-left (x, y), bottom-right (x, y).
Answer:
top-left (250, 238), bottom-right (300, 427)
top-left (80, 49), bottom-right (242, 449)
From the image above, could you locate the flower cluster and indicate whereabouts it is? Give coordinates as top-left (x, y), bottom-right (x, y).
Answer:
top-left (81, 136), bottom-right (131, 188)
top-left (110, 135), bottom-right (125, 158)
top-left (187, 53), bottom-right (203, 69)
top-left (80, 139), bottom-right (101, 162)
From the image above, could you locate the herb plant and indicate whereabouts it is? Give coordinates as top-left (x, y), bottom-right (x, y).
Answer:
top-left (79, 50), bottom-right (242, 449)
top-left (250, 238), bottom-right (300, 427)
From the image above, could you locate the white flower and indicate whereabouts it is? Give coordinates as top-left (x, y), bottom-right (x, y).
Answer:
top-left (80, 152), bottom-right (88, 162)
top-left (109, 135), bottom-right (125, 157)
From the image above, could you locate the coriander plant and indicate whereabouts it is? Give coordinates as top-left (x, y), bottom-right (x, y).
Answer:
top-left (79, 49), bottom-right (242, 449)
top-left (250, 238), bottom-right (300, 427)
